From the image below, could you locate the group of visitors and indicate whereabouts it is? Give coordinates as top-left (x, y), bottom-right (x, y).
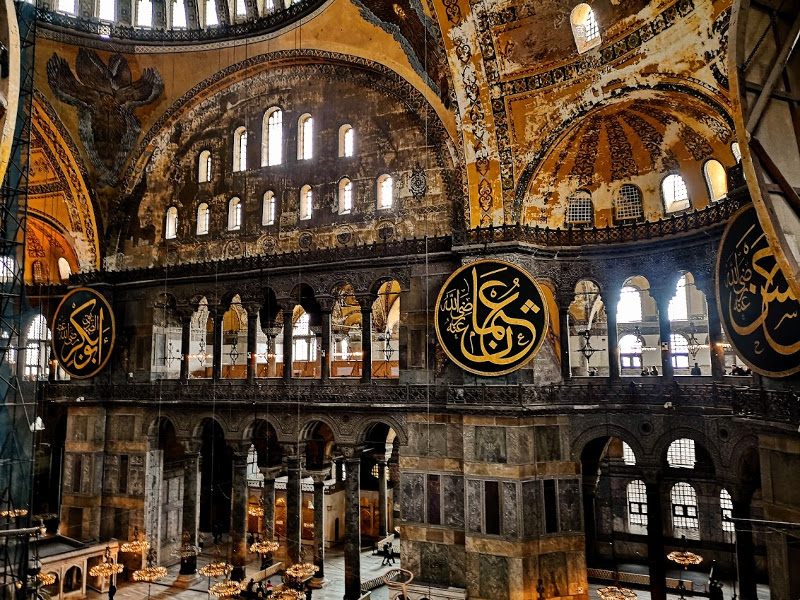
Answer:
top-left (640, 366), bottom-right (659, 376)
top-left (380, 542), bottom-right (396, 566)
top-left (240, 579), bottom-right (274, 600)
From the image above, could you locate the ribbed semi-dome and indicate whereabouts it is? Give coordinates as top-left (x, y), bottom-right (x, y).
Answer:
top-left (523, 91), bottom-right (736, 229)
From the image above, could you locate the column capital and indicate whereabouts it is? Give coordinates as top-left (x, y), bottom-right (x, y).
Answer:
top-left (178, 437), bottom-right (202, 455)
top-left (316, 295), bottom-right (335, 313)
top-left (305, 469), bottom-right (329, 485)
top-left (259, 466), bottom-right (283, 481)
top-left (281, 442), bottom-right (304, 458)
top-left (340, 445), bottom-right (366, 461)
top-left (355, 294), bottom-right (377, 310)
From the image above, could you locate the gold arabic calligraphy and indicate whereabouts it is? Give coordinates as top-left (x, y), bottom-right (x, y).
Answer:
top-left (55, 298), bottom-right (110, 372)
top-left (724, 222), bottom-right (800, 356)
top-left (440, 265), bottom-right (540, 367)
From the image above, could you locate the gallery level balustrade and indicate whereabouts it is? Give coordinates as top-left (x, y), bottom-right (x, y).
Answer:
top-left (43, 378), bottom-right (799, 423)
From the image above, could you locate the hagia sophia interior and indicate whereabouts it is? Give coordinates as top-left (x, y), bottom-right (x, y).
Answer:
top-left (0, 0), bottom-right (799, 599)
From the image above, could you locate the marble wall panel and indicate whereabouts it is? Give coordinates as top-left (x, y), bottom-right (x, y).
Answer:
top-left (129, 453), bottom-right (145, 495)
top-left (479, 554), bottom-right (509, 598)
top-left (522, 480), bottom-right (541, 538)
top-left (467, 479), bottom-right (482, 533)
top-left (401, 472), bottom-right (425, 523)
top-left (475, 426), bottom-right (507, 463)
top-left (538, 552), bottom-right (568, 598)
top-left (535, 425), bottom-right (561, 462)
top-left (443, 474), bottom-right (465, 528)
top-left (502, 481), bottom-right (519, 537)
top-left (421, 542), bottom-right (450, 586)
top-left (558, 479), bottom-right (582, 532)
top-left (417, 423), bottom-right (447, 457)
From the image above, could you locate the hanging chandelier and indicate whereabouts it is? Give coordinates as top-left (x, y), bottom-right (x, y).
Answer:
top-left (209, 579), bottom-right (242, 598)
top-left (285, 562), bottom-right (318, 581)
top-left (89, 546), bottom-right (124, 578)
top-left (273, 590), bottom-right (306, 600)
top-left (597, 586), bottom-right (638, 600)
top-left (0, 509), bottom-right (28, 517)
top-left (133, 549), bottom-right (167, 583)
top-left (248, 505), bottom-right (265, 517)
top-left (249, 540), bottom-right (279, 556)
top-left (34, 573), bottom-right (56, 587)
top-left (199, 561), bottom-right (232, 579)
top-left (120, 526), bottom-right (151, 554)
top-left (667, 549), bottom-right (703, 566)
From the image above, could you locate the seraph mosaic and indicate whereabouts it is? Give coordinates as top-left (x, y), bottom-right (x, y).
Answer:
top-left (47, 49), bottom-right (164, 186)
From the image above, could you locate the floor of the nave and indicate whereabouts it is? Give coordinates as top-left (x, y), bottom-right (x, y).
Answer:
top-left (87, 547), bottom-right (771, 600)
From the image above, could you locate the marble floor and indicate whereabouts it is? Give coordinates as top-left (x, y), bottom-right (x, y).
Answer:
top-left (86, 548), bottom-right (769, 600)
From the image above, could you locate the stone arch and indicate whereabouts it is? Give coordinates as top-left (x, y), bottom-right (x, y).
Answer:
top-left (652, 426), bottom-right (721, 475)
top-left (570, 423), bottom-right (646, 464)
top-left (190, 414), bottom-right (233, 440)
top-left (297, 415), bottom-right (343, 445)
top-left (355, 415), bottom-right (408, 447)
top-left (241, 417), bottom-right (282, 467)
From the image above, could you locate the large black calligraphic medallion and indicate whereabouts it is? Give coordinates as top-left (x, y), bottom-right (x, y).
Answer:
top-left (52, 287), bottom-right (116, 379)
top-left (435, 259), bottom-right (549, 376)
top-left (716, 205), bottom-right (800, 377)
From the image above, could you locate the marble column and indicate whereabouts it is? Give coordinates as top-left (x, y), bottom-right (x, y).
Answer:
top-left (602, 288), bottom-right (621, 380)
top-left (652, 289), bottom-right (674, 377)
top-left (282, 308), bottom-right (294, 383)
top-left (180, 451), bottom-right (201, 575)
top-left (212, 310), bottom-right (224, 381)
top-left (705, 293), bottom-right (726, 380)
top-left (556, 295), bottom-right (572, 380)
top-left (359, 298), bottom-right (374, 383)
top-left (259, 467), bottom-right (280, 568)
top-left (246, 310), bottom-right (259, 384)
top-left (286, 452), bottom-right (302, 566)
top-left (343, 452), bottom-right (362, 600)
top-left (377, 459), bottom-right (388, 538)
top-left (179, 315), bottom-right (191, 384)
top-left (645, 475), bottom-right (667, 600)
top-left (230, 451), bottom-right (249, 581)
top-left (732, 494), bottom-right (757, 600)
top-left (310, 472), bottom-right (327, 587)
top-left (320, 308), bottom-right (331, 382)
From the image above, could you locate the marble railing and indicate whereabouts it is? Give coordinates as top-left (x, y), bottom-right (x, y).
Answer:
top-left (44, 379), bottom-right (799, 423)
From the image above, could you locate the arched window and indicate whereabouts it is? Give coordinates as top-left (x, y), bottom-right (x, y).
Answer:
top-left (720, 489), bottom-right (734, 533)
top-left (98, 0), bottom-right (115, 20)
top-left (172, 0), bottom-right (187, 27)
top-left (57, 257), bottom-right (72, 281)
top-left (571, 4), bottom-right (601, 54)
top-left (671, 333), bottom-right (690, 369)
top-left (627, 480), bottom-right (648, 531)
top-left (25, 315), bottom-right (51, 380)
top-left (299, 185), bottom-right (313, 220)
top-left (339, 178), bottom-right (353, 214)
top-left (165, 206), bottom-right (178, 239)
top-left (662, 173), bottom-right (690, 213)
top-left (566, 190), bottom-right (593, 225)
top-left (616, 286), bottom-right (642, 323)
top-left (262, 108), bottom-right (283, 167)
top-left (198, 150), bottom-right (212, 183)
top-left (377, 174), bottom-right (393, 210)
top-left (204, 0), bottom-right (218, 26)
top-left (0, 256), bottom-right (16, 284)
top-left (298, 114), bottom-right (313, 160)
top-left (235, 0), bottom-right (245, 17)
top-left (339, 124), bottom-right (354, 157)
top-left (668, 275), bottom-right (688, 321)
top-left (228, 197), bottom-right (242, 231)
top-left (136, 0), bottom-right (152, 26)
top-left (704, 159), bottom-right (728, 202)
top-left (233, 127), bottom-right (248, 172)
top-left (671, 482), bottom-right (699, 531)
top-left (667, 438), bottom-right (696, 469)
top-left (293, 312), bottom-right (317, 361)
top-left (196, 203), bottom-right (210, 235)
top-left (622, 442), bottom-right (636, 466)
top-left (616, 184), bottom-right (643, 221)
top-left (262, 191), bottom-right (276, 226)
top-left (619, 334), bottom-right (643, 370)
top-left (731, 142), bottom-right (742, 163)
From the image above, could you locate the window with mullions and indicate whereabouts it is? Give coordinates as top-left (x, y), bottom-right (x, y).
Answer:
top-left (622, 442), bottom-right (636, 465)
top-left (668, 275), bottom-right (688, 321)
top-left (262, 108), bottom-right (283, 167)
top-left (570, 4), bottom-right (601, 53)
top-left (339, 124), bottom-right (354, 158)
top-left (339, 178), bottom-right (353, 214)
top-left (627, 479), bottom-right (648, 531)
top-left (377, 174), bottom-right (393, 210)
top-left (25, 315), bottom-right (51, 380)
top-left (667, 438), bottom-right (696, 469)
top-left (198, 150), bottom-right (212, 182)
top-left (165, 206), bottom-right (178, 239)
top-left (293, 313), bottom-right (317, 362)
top-left (233, 127), bottom-right (248, 172)
top-left (670, 333), bottom-right (690, 369)
top-left (204, 0), bottom-right (218, 26)
top-left (172, 0), bottom-right (187, 27)
top-left (662, 173), bottom-right (691, 213)
top-left (616, 184), bottom-right (643, 221)
top-left (298, 114), bottom-right (313, 160)
top-left (136, 0), bottom-right (152, 26)
top-left (262, 191), bottom-right (276, 226)
top-left (228, 197), bottom-right (242, 231)
top-left (720, 488), bottom-right (735, 534)
top-left (704, 159), bottom-right (728, 202)
top-left (235, 0), bottom-right (246, 17)
top-left (300, 185), bottom-right (313, 220)
top-left (619, 334), bottom-right (643, 370)
top-left (566, 191), bottom-right (593, 225)
top-left (671, 482), bottom-right (699, 531)
top-left (197, 203), bottom-right (210, 235)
